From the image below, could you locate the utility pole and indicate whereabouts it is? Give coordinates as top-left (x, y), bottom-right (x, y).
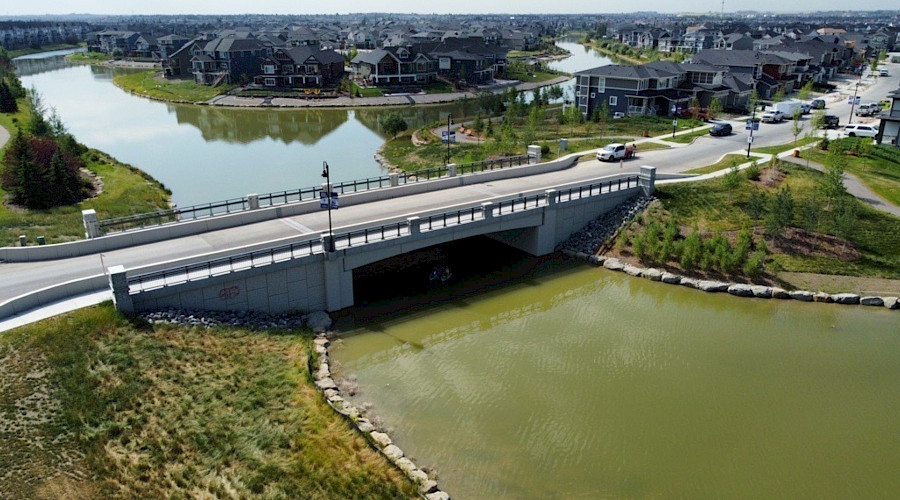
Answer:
top-left (848, 78), bottom-right (861, 122)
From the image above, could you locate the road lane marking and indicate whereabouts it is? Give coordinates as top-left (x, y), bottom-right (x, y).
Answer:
top-left (280, 218), bottom-right (314, 234)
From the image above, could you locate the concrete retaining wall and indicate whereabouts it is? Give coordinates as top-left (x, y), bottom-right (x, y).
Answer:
top-left (0, 274), bottom-right (108, 319)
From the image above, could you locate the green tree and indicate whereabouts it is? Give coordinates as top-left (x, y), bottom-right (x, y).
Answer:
top-left (810, 109), bottom-right (826, 131)
top-left (764, 186), bottom-right (794, 242)
top-left (772, 87), bottom-right (785, 103)
top-left (547, 85), bottom-right (563, 101)
top-left (745, 189), bottom-right (767, 220)
top-left (27, 88), bottom-right (50, 136)
top-left (708, 97), bottom-right (722, 120)
top-left (45, 148), bottom-right (79, 206)
top-left (832, 198), bottom-right (856, 256)
top-left (377, 112), bottom-right (408, 138)
top-left (791, 109), bottom-right (804, 144)
top-left (472, 114), bottom-right (484, 132)
top-left (797, 80), bottom-right (814, 101)
top-left (0, 80), bottom-right (17, 113)
top-left (679, 227), bottom-right (702, 270)
top-left (820, 150), bottom-right (847, 209)
top-left (722, 165), bottom-right (742, 202)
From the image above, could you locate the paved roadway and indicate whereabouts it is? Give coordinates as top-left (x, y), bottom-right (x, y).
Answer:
top-left (1, 64), bottom-right (898, 314)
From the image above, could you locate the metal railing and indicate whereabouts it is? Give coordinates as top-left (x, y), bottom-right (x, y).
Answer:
top-left (422, 207), bottom-right (482, 231)
top-left (128, 238), bottom-right (321, 294)
top-left (126, 174), bottom-right (644, 294)
top-left (557, 176), bottom-right (638, 203)
top-left (97, 154), bottom-right (530, 236)
top-left (457, 155), bottom-right (527, 175)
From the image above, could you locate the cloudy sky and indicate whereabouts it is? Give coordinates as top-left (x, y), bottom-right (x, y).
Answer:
top-left (1, 0), bottom-right (895, 16)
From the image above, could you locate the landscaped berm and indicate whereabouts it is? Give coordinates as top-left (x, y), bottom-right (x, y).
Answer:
top-left (0, 304), bottom-right (418, 500)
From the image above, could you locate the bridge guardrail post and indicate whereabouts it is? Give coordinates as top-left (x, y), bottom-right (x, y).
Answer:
top-left (108, 265), bottom-right (134, 315)
top-left (527, 144), bottom-right (541, 165)
top-left (481, 202), bottom-right (494, 221)
top-left (389, 173), bottom-right (399, 187)
top-left (408, 216), bottom-right (420, 236)
top-left (82, 209), bottom-right (100, 239)
top-left (247, 193), bottom-right (259, 210)
top-left (639, 166), bottom-right (657, 196)
top-left (447, 164), bottom-right (457, 177)
top-left (322, 234), bottom-right (335, 253)
top-left (545, 189), bottom-right (558, 205)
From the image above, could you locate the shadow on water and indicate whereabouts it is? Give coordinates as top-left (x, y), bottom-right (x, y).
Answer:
top-left (335, 236), bottom-right (586, 336)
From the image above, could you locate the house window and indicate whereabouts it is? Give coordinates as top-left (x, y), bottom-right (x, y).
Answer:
top-left (609, 96), bottom-right (618, 106)
top-left (264, 64), bottom-right (275, 74)
top-left (264, 78), bottom-right (276, 86)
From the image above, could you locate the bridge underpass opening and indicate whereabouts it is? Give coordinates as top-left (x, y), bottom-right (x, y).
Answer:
top-left (348, 236), bottom-right (572, 322)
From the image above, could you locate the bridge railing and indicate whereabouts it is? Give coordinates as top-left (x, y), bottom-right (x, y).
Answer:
top-left (128, 238), bottom-right (322, 294)
top-left (96, 154), bottom-right (529, 235)
top-left (125, 174), bottom-right (643, 294)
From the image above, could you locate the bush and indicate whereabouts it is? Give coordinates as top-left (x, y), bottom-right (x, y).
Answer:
top-left (818, 137), bottom-right (829, 151)
top-left (540, 145), bottom-right (550, 155)
top-left (744, 162), bottom-right (761, 181)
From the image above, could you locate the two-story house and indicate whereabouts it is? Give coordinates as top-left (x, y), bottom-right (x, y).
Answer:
top-left (191, 36), bottom-right (271, 85)
top-left (351, 46), bottom-right (436, 86)
top-left (254, 46), bottom-right (344, 88)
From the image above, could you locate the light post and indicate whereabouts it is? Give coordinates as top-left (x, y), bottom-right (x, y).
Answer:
top-left (446, 114), bottom-right (452, 165)
top-left (321, 161), bottom-right (334, 252)
top-left (848, 79), bottom-right (861, 122)
top-left (747, 104), bottom-right (756, 158)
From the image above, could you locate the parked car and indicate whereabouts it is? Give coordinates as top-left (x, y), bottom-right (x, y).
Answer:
top-left (811, 98), bottom-right (826, 109)
top-left (597, 143), bottom-right (636, 161)
top-left (855, 103), bottom-right (880, 117)
top-left (879, 69), bottom-right (889, 77)
top-left (823, 115), bottom-right (839, 129)
top-left (681, 106), bottom-right (711, 121)
top-left (843, 124), bottom-right (878, 137)
top-left (709, 123), bottom-right (732, 136)
top-left (760, 110), bottom-right (784, 123)
top-left (800, 103), bottom-right (812, 114)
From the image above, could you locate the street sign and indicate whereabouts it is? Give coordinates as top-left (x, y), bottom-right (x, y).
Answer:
top-left (670, 105), bottom-right (677, 114)
top-left (319, 191), bottom-right (339, 209)
top-left (745, 120), bottom-right (759, 131)
top-left (747, 136), bottom-right (754, 144)
top-left (672, 119), bottom-right (678, 127)
top-left (441, 130), bottom-right (456, 143)
top-left (847, 96), bottom-right (860, 105)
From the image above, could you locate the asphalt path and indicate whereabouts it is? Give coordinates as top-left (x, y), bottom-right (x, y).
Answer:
top-left (1, 65), bottom-right (898, 310)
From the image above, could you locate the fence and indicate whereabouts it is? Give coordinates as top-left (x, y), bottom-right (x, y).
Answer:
top-left (98, 154), bottom-right (528, 235)
top-left (126, 173), bottom-right (643, 294)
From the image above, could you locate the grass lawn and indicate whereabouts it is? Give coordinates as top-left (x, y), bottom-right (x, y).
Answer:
top-left (685, 154), bottom-right (761, 175)
top-left (751, 136), bottom-right (820, 155)
top-left (665, 125), bottom-right (714, 144)
top-left (656, 162), bottom-right (900, 279)
top-left (505, 70), bottom-right (567, 83)
top-left (65, 51), bottom-right (111, 63)
top-left (0, 304), bottom-right (418, 500)
top-left (800, 142), bottom-right (900, 207)
top-left (113, 70), bottom-right (234, 103)
top-left (421, 82), bottom-right (454, 94)
top-left (350, 82), bottom-right (384, 98)
top-left (7, 44), bottom-right (81, 58)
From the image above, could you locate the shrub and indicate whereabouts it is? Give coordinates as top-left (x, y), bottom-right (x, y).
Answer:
top-left (744, 161), bottom-right (761, 181)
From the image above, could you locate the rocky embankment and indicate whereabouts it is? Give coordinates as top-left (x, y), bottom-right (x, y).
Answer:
top-left (138, 308), bottom-right (451, 499)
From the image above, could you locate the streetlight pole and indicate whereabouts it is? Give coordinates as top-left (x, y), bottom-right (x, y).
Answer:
top-left (848, 79), bottom-right (861, 122)
top-left (747, 104), bottom-right (756, 158)
top-left (446, 114), bottom-right (452, 165)
top-left (321, 161), bottom-right (334, 252)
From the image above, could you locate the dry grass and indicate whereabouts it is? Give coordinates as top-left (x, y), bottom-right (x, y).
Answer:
top-left (0, 304), bottom-right (417, 499)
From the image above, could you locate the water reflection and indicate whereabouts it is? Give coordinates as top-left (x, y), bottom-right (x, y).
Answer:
top-left (172, 105), bottom-right (349, 145)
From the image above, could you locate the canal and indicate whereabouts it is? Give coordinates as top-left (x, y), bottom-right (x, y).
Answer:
top-left (333, 255), bottom-right (899, 499)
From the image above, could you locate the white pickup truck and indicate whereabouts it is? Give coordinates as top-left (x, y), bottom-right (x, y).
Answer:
top-left (760, 110), bottom-right (784, 123)
top-left (597, 143), bottom-right (636, 161)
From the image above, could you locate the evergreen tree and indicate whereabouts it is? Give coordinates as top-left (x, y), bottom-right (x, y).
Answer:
top-left (46, 148), bottom-right (79, 206)
top-left (0, 80), bottom-right (17, 113)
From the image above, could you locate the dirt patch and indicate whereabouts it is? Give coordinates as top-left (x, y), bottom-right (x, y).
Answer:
top-left (757, 165), bottom-right (786, 188)
top-left (779, 272), bottom-right (900, 295)
top-left (770, 226), bottom-right (860, 260)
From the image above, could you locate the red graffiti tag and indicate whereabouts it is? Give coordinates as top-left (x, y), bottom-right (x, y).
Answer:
top-left (218, 286), bottom-right (240, 301)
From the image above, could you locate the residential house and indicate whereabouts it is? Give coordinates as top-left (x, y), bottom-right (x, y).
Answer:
top-left (157, 34), bottom-right (189, 59)
top-left (191, 36), bottom-right (271, 85)
top-left (424, 38), bottom-right (506, 84)
top-left (164, 39), bottom-right (202, 78)
top-left (254, 46), bottom-right (344, 88)
top-left (351, 46), bottom-right (436, 85)
top-left (94, 30), bottom-right (141, 55)
top-left (715, 33), bottom-right (754, 51)
top-left (876, 86), bottom-right (900, 146)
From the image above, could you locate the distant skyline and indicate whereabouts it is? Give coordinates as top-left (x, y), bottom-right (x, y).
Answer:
top-left (2, 0), bottom-right (898, 17)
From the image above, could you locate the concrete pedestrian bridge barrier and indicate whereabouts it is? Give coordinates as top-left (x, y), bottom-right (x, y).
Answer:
top-left (109, 167), bottom-right (657, 316)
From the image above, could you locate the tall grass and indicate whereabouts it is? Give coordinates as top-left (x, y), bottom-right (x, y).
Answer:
top-left (0, 304), bottom-right (418, 500)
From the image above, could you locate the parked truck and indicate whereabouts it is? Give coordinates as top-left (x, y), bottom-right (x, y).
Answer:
top-left (596, 143), bottom-right (636, 161)
top-left (773, 100), bottom-right (803, 118)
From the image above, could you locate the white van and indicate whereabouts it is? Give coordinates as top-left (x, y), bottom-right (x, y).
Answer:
top-left (879, 69), bottom-right (889, 77)
top-left (843, 124), bottom-right (878, 138)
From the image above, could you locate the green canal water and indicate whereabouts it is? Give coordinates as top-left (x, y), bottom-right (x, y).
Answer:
top-left (333, 257), bottom-right (899, 499)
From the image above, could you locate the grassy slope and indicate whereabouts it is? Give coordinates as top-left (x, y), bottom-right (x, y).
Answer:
top-left (0, 304), bottom-right (417, 500)
top-left (657, 163), bottom-right (900, 279)
top-left (0, 98), bottom-right (171, 245)
top-left (801, 145), bottom-right (900, 206)
top-left (685, 154), bottom-right (758, 175)
top-left (113, 70), bottom-right (233, 103)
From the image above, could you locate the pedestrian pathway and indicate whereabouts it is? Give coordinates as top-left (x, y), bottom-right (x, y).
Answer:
top-left (209, 76), bottom-right (572, 108)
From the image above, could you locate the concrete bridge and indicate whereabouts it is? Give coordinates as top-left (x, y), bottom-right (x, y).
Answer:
top-left (110, 167), bottom-right (655, 315)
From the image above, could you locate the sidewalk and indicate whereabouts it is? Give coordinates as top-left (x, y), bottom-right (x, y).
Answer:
top-left (210, 76), bottom-right (572, 108)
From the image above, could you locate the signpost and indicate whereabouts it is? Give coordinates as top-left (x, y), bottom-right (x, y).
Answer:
top-left (445, 114), bottom-right (453, 165)
top-left (441, 130), bottom-right (456, 143)
top-left (672, 119), bottom-right (678, 138)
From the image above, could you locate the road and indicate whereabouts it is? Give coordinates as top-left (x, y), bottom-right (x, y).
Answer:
top-left (1, 64), bottom-right (898, 315)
